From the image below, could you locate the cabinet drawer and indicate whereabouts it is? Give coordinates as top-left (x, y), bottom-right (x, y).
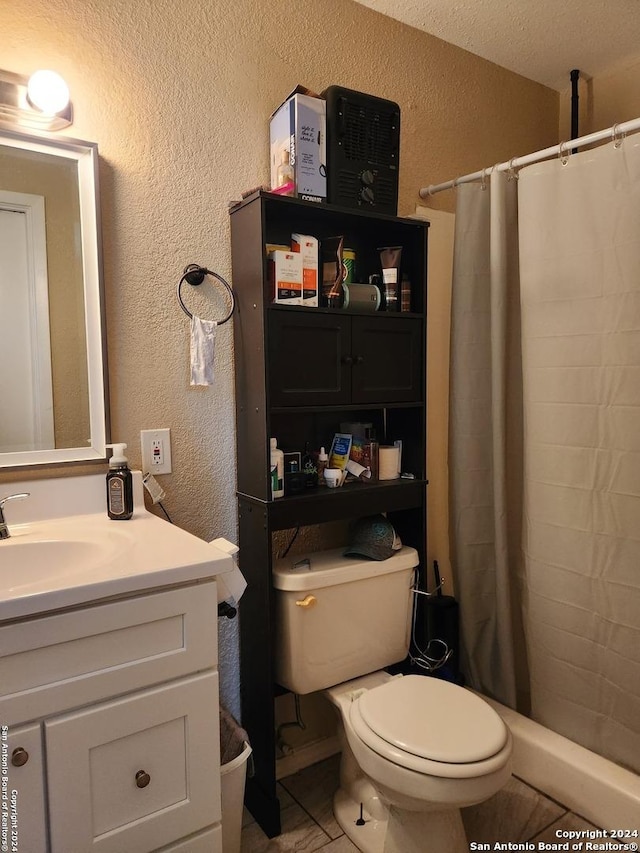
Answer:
top-left (157, 824), bottom-right (222, 852)
top-left (45, 671), bottom-right (220, 853)
top-left (4, 722), bottom-right (48, 853)
top-left (0, 583), bottom-right (217, 724)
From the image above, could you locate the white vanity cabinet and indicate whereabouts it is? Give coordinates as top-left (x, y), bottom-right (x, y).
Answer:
top-left (4, 722), bottom-right (48, 852)
top-left (0, 581), bottom-right (223, 853)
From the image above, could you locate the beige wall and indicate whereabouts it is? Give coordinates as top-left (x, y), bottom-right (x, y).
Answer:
top-left (0, 0), bottom-right (558, 540)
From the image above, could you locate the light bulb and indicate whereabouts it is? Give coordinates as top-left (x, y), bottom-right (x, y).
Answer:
top-left (27, 70), bottom-right (70, 116)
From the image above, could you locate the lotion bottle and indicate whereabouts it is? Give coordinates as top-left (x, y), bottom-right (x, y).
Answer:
top-left (106, 443), bottom-right (133, 520)
top-left (270, 437), bottom-right (284, 498)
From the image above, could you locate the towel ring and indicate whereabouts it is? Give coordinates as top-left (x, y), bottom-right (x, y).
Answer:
top-left (177, 264), bottom-right (235, 325)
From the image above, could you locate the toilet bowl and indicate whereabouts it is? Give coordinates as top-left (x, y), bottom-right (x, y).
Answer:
top-left (326, 670), bottom-right (513, 853)
top-left (272, 543), bottom-right (513, 853)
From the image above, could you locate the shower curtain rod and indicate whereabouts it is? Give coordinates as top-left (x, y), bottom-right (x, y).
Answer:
top-left (419, 115), bottom-right (640, 198)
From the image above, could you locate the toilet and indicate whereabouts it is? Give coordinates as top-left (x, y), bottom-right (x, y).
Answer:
top-left (273, 543), bottom-right (512, 853)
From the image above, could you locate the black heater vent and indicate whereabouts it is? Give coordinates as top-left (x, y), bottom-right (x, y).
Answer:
top-left (341, 101), bottom-right (399, 166)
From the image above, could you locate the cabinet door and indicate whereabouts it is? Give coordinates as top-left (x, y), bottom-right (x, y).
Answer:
top-left (45, 672), bottom-right (220, 853)
top-left (4, 722), bottom-right (48, 853)
top-left (269, 311), bottom-right (351, 406)
top-left (352, 315), bottom-right (423, 404)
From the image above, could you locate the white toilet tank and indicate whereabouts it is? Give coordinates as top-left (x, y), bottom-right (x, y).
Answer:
top-left (273, 546), bottom-right (419, 695)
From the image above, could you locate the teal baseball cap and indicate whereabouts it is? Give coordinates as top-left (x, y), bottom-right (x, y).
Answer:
top-left (344, 514), bottom-right (403, 561)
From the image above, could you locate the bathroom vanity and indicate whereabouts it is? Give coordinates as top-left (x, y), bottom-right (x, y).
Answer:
top-left (0, 474), bottom-right (234, 853)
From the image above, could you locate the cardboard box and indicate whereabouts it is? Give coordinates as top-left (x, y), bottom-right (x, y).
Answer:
top-left (270, 86), bottom-right (326, 203)
top-left (268, 250), bottom-right (303, 304)
top-left (291, 233), bottom-right (319, 306)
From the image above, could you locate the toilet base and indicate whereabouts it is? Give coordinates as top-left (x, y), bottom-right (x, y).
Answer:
top-left (333, 785), bottom-right (468, 853)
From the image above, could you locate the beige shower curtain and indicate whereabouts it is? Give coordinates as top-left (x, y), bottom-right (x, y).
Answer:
top-left (450, 136), bottom-right (640, 773)
top-left (449, 171), bottom-right (526, 710)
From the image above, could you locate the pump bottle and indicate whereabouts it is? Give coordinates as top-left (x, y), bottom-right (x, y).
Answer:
top-left (106, 443), bottom-right (134, 520)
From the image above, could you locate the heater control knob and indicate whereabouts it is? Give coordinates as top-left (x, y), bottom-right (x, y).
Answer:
top-left (359, 186), bottom-right (375, 204)
top-left (360, 169), bottom-right (375, 186)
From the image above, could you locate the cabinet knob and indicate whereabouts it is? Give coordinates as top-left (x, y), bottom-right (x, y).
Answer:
top-left (354, 355), bottom-right (364, 365)
top-left (11, 747), bottom-right (29, 767)
top-left (341, 355), bottom-right (353, 366)
top-left (135, 770), bottom-right (151, 788)
top-left (295, 595), bottom-right (317, 608)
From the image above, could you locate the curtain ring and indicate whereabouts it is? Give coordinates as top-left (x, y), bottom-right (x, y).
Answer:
top-left (612, 123), bottom-right (626, 149)
top-left (558, 141), bottom-right (570, 165)
top-left (507, 157), bottom-right (519, 181)
top-left (480, 168), bottom-right (488, 191)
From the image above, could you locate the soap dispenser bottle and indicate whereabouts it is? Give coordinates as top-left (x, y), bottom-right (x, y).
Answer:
top-left (106, 443), bottom-right (133, 520)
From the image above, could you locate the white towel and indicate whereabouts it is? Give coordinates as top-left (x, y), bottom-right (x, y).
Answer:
top-left (190, 316), bottom-right (217, 386)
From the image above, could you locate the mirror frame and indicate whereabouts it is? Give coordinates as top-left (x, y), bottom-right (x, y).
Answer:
top-left (0, 128), bottom-right (109, 468)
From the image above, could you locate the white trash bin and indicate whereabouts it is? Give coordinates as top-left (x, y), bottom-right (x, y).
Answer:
top-left (221, 740), bottom-right (252, 853)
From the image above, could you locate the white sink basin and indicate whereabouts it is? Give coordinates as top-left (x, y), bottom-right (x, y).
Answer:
top-left (1, 522), bottom-right (133, 593)
top-left (2, 538), bottom-right (116, 589)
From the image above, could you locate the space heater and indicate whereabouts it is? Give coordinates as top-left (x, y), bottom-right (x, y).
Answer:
top-left (322, 85), bottom-right (400, 215)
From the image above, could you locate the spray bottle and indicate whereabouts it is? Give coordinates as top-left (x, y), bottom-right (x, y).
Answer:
top-left (106, 443), bottom-right (133, 520)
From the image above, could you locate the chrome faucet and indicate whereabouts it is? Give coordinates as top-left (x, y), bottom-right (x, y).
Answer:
top-left (0, 493), bottom-right (30, 540)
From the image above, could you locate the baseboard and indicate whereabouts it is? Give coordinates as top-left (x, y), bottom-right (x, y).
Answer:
top-left (275, 735), bottom-right (341, 780)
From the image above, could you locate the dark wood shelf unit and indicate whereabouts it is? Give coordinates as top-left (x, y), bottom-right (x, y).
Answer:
top-left (230, 191), bottom-right (429, 838)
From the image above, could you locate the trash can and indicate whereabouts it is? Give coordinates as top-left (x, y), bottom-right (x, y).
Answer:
top-left (220, 706), bottom-right (252, 853)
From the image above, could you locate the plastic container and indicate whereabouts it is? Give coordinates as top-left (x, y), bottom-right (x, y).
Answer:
top-left (220, 740), bottom-right (252, 853)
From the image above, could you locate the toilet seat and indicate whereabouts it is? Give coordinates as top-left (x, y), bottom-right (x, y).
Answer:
top-left (349, 675), bottom-right (510, 779)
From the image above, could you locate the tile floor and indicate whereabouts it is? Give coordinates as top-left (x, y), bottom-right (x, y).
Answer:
top-left (241, 754), bottom-right (601, 852)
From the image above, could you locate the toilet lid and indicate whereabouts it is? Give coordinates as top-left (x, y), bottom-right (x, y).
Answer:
top-left (356, 676), bottom-right (508, 764)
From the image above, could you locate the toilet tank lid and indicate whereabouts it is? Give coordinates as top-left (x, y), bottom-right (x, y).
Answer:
top-left (273, 546), bottom-right (419, 591)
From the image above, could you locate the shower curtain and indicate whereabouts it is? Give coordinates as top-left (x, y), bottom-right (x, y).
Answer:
top-left (450, 138), bottom-right (640, 774)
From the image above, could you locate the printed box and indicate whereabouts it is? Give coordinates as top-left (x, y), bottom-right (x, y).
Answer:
top-left (270, 86), bottom-right (326, 203)
top-left (291, 233), bottom-right (319, 306)
top-left (268, 250), bottom-right (303, 305)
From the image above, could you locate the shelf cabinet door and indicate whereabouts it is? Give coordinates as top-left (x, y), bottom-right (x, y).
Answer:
top-left (269, 311), bottom-right (351, 406)
top-left (45, 672), bottom-right (220, 853)
top-left (269, 310), bottom-right (423, 407)
top-left (4, 722), bottom-right (48, 853)
top-left (352, 315), bottom-right (423, 404)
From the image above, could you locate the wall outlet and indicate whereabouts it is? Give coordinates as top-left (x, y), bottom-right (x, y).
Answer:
top-left (141, 428), bottom-right (172, 474)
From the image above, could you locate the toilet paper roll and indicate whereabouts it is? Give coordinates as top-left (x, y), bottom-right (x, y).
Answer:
top-left (378, 446), bottom-right (401, 480)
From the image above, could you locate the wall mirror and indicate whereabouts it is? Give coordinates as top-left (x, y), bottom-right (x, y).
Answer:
top-left (0, 128), bottom-right (109, 467)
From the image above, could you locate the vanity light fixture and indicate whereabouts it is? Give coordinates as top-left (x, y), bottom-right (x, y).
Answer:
top-left (0, 68), bottom-right (73, 131)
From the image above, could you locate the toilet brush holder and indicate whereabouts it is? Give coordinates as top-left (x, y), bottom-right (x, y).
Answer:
top-left (425, 595), bottom-right (460, 683)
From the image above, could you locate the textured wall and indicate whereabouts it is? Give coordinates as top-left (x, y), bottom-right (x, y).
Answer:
top-left (1, 0), bottom-right (558, 714)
